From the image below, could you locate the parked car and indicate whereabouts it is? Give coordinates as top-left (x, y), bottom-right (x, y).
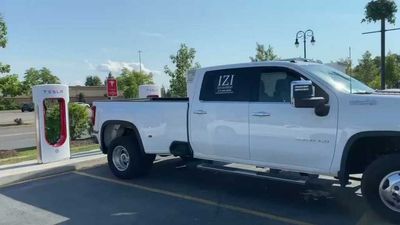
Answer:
top-left (93, 59), bottom-right (400, 222)
top-left (21, 103), bottom-right (34, 112)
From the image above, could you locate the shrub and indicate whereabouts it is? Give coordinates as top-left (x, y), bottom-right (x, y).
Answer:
top-left (69, 103), bottom-right (90, 140)
top-left (0, 98), bottom-right (20, 110)
top-left (45, 102), bottom-right (90, 143)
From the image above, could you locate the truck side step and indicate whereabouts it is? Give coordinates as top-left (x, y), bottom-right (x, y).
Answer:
top-left (197, 163), bottom-right (309, 185)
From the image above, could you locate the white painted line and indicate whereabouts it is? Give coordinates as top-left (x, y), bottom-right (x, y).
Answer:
top-left (0, 132), bottom-right (35, 138)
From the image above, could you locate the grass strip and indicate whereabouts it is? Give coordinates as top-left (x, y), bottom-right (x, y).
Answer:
top-left (0, 144), bottom-right (99, 166)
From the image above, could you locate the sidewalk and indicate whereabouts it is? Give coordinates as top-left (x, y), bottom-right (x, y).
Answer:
top-left (0, 149), bottom-right (106, 186)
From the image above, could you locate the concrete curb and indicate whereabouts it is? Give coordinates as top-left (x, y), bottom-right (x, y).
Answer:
top-left (0, 150), bottom-right (107, 187)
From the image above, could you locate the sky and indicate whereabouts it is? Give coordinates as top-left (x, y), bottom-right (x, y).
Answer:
top-left (0, 0), bottom-right (399, 87)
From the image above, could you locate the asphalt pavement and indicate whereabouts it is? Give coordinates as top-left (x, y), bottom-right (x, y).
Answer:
top-left (0, 124), bottom-right (36, 150)
top-left (0, 110), bottom-right (36, 150)
top-left (0, 158), bottom-right (394, 225)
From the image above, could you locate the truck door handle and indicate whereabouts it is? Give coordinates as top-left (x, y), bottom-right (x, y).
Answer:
top-left (193, 110), bottom-right (207, 115)
top-left (251, 112), bottom-right (271, 117)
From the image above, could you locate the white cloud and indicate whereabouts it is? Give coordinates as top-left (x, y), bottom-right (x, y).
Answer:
top-left (94, 60), bottom-right (169, 87)
top-left (96, 60), bottom-right (155, 75)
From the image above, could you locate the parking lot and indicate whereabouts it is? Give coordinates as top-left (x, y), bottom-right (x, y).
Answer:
top-left (0, 157), bottom-right (393, 225)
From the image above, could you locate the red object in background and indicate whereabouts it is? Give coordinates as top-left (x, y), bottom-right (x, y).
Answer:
top-left (107, 78), bottom-right (118, 97)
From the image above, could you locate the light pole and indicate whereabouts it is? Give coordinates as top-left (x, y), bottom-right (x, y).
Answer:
top-left (294, 29), bottom-right (316, 59)
top-left (138, 50), bottom-right (142, 73)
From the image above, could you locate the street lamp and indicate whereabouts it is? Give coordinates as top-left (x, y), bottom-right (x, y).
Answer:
top-left (294, 29), bottom-right (316, 58)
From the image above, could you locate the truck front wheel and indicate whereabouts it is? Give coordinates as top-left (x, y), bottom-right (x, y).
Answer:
top-left (362, 154), bottom-right (400, 222)
top-left (107, 136), bottom-right (155, 179)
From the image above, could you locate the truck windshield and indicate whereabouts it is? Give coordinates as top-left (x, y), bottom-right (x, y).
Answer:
top-left (304, 64), bottom-right (375, 94)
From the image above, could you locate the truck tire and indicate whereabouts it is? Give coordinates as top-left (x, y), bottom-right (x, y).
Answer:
top-left (107, 136), bottom-right (155, 179)
top-left (362, 154), bottom-right (400, 223)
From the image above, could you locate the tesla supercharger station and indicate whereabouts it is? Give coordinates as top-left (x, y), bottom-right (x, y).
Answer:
top-left (32, 84), bottom-right (70, 163)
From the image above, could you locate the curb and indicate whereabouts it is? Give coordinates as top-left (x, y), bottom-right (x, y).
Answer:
top-left (0, 153), bottom-right (107, 187)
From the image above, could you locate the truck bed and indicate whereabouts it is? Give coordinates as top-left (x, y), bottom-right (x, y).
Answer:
top-left (94, 99), bottom-right (188, 154)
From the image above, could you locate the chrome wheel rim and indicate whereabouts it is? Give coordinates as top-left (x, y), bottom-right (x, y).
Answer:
top-left (379, 171), bottom-right (400, 212)
top-left (112, 146), bottom-right (130, 171)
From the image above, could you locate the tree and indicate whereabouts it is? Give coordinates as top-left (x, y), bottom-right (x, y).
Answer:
top-left (164, 44), bottom-right (200, 97)
top-left (0, 74), bottom-right (22, 97)
top-left (161, 85), bottom-right (171, 97)
top-left (23, 67), bottom-right (60, 93)
top-left (117, 68), bottom-right (153, 98)
top-left (383, 52), bottom-right (400, 88)
top-left (353, 51), bottom-right (380, 88)
top-left (362, 0), bottom-right (398, 89)
top-left (250, 43), bottom-right (278, 62)
top-left (0, 14), bottom-right (10, 74)
top-left (85, 75), bottom-right (102, 86)
top-left (335, 58), bottom-right (353, 75)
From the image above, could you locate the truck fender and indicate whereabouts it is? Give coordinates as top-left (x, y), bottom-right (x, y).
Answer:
top-left (100, 120), bottom-right (146, 155)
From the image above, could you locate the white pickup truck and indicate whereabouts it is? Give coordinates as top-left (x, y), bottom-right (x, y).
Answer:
top-left (93, 59), bottom-right (400, 221)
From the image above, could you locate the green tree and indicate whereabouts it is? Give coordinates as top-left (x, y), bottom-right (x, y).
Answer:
top-left (353, 51), bottom-right (380, 89)
top-left (0, 74), bottom-right (22, 97)
top-left (117, 68), bottom-right (153, 98)
top-left (23, 67), bottom-right (60, 93)
top-left (161, 85), bottom-right (171, 97)
top-left (250, 43), bottom-right (278, 62)
top-left (335, 58), bottom-right (353, 75)
top-left (362, 0), bottom-right (398, 89)
top-left (164, 44), bottom-right (200, 97)
top-left (0, 14), bottom-right (10, 74)
top-left (383, 53), bottom-right (400, 88)
top-left (85, 75), bottom-right (102, 86)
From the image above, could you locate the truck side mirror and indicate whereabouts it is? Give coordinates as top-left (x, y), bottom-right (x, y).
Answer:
top-left (290, 80), bottom-right (330, 117)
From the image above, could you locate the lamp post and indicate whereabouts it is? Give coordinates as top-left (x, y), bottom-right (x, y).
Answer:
top-left (294, 29), bottom-right (316, 59)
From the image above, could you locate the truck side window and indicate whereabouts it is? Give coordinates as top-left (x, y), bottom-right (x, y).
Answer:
top-left (258, 71), bottom-right (301, 102)
top-left (199, 68), bottom-right (254, 102)
top-left (257, 68), bottom-right (329, 103)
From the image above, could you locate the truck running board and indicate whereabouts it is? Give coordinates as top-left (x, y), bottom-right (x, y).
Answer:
top-left (197, 163), bottom-right (310, 185)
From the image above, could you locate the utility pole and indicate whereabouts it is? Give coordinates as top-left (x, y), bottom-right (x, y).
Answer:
top-left (362, 27), bottom-right (400, 89)
top-left (138, 50), bottom-right (142, 73)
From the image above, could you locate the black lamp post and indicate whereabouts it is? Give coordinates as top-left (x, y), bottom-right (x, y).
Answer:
top-left (295, 29), bottom-right (316, 59)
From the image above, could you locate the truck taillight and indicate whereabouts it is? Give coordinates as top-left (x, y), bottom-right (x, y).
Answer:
top-left (91, 106), bottom-right (96, 126)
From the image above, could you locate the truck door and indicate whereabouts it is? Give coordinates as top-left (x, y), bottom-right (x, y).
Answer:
top-left (249, 67), bottom-right (338, 172)
top-left (190, 68), bottom-right (256, 160)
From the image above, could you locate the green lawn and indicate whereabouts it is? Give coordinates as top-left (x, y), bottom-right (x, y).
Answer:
top-left (0, 144), bottom-right (99, 166)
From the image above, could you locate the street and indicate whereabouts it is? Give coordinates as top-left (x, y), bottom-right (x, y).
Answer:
top-left (0, 157), bottom-right (393, 225)
top-left (0, 110), bottom-right (35, 150)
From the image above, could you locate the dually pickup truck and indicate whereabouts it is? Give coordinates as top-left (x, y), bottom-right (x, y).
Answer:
top-left (93, 59), bottom-right (400, 221)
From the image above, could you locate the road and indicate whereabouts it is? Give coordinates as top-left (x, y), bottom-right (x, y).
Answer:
top-left (0, 111), bottom-right (36, 150)
top-left (0, 125), bottom-right (36, 150)
top-left (0, 158), bottom-right (394, 225)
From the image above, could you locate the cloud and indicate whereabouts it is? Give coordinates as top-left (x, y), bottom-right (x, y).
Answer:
top-left (139, 31), bottom-right (164, 38)
top-left (95, 60), bottom-right (157, 75)
top-left (93, 60), bottom-right (169, 87)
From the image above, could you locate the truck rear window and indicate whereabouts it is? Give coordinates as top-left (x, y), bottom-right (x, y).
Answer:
top-left (199, 68), bottom-right (254, 101)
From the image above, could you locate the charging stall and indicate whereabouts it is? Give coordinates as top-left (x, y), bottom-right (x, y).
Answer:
top-left (32, 84), bottom-right (70, 163)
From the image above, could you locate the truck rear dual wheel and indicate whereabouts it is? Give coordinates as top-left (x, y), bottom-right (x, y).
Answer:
top-left (362, 154), bottom-right (400, 223)
top-left (108, 136), bottom-right (155, 179)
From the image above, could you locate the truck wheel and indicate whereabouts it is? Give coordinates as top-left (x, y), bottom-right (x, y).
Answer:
top-left (362, 154), bottom-right (400, 222)
top-left (107, 136), bottom-right (154, 179)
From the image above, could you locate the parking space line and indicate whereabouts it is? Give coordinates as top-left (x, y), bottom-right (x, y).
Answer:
top-left (0, 171), bottom-right (72, 189)
top-left (74, 171), bottom-right (314, 225)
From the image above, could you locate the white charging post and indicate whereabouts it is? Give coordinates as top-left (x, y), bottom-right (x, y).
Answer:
top-left (32, 84), bottom-right (70, 163)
